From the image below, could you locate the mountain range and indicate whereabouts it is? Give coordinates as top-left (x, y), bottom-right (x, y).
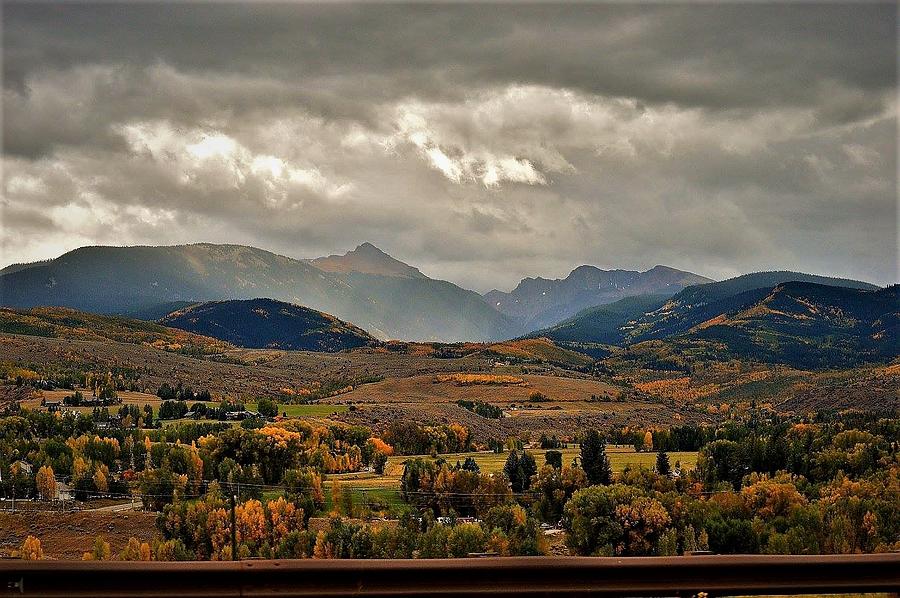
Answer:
top-left (533, 271), bottom-right (895, 369)
top-left (0, 242), bottom-right (715, 342)
top-left (617, 281), bottom-right (898, 370)
top-left (484, 265), bottom-right (713, 331)
top-left (536, 271), bottom-right (881, 345)
top-left (2, 243), bottom-right (894, 368)
top-left (0, 243), bottom-right (517, 342)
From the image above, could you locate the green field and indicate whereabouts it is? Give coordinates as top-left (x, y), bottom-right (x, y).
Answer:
top-left (385, 447), bottom-right (696, 477)
top-left (246, 403), bottom-right (349, 417)
top-left (324, 447), bottom-right (697, 494)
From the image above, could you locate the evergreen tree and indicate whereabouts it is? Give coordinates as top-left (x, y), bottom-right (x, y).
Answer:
top-left (503, 451), bottom-right (524, 493)
top-left (655, 450), bottom-right (671, 476)
top-left (519, 452), bottom-right (537, 490)
top-left (580, 430), bottom-right (612, 485)
top-left (461, 457), bottom-right (480, 473)
top-left (545, 450), bottom-right (563, 469)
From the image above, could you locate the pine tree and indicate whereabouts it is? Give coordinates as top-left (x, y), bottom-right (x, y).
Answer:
top-left (462, 456), bottom-right (480, 473)
top-left (655, 450), bottom-right (671, 476)
top-left (519, 452), bottom-right (537, 490)
top-left (580, 430), bottom-right (612, 485)
top-left (503, 451), bottom-right (524, 492)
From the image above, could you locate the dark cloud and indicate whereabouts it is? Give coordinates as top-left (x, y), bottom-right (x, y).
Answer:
top-left (2, 3), bottom-right (897, 291)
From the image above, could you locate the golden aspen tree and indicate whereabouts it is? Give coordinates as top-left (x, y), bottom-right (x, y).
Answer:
top-left (93, 468), bottom-right (108, 493)
top-left (36, 465), bottom-right (57, 500)
top-left (121, 537), bottom-right (152, 561)
top-left (83, 536), bottom-right (111, 561)
top-left (19, 536), bottom-right (44, 560)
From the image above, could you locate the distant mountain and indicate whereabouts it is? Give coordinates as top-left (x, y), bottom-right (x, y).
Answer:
top-left (309, 242), bottom-right (426, 279)
top-left (624, 271), bottom-right (880, 344)
top-left (0, 243), bottom-right (518, 342)
top-left (529, 294), bottom-right (670, 345)
top-left (618, 282), bottom-right (898, 369)
top-left (161, 298), bottom-right (378, 352)
top-left (485, 265), bottom-right (713, 331)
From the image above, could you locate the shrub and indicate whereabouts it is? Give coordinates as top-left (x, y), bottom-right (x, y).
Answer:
top-left (19, 536), bottom-right (43, 560)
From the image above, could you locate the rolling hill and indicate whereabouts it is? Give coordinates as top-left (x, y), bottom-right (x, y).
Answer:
top-left (0, 306), bottom-right (233, 354)
top-left (0, 243), bottom-right (518, 342)
top-left (485, 264), bottom-right (713, 331)
top-left (528, 294), bottom-right (670, 345)
top-left (614, 282), bottom-right (898, 369)
top-left (160, 298), bottom-right (379, 352)
top-left (524, 271), bottom-right (893, 369)
top-left (685, 282), bottom-right (898, 367)
top-left (624, 271), bottom-right (880, 344)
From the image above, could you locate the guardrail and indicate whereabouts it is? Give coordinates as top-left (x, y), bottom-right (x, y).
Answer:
top-left (2, 554), bottom-right (899, 597)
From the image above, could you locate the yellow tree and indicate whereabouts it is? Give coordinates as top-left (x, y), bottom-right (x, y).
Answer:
top-left (144, 436), bottom-right (153, 469)
top-left (120, 537), bottom-right (152, 561)
top-left (93, 468), bottom-right (109, 493)
top-left (72, 456), bottom-right (89, 481)
top-left (615, 496), bottom-right (671, 556)
top-left (267, 497), bottom-right (304, 545)
top-left (643, 431), bottom-right (654, 452)
top-left (313, 530), bottom-right (333, 559)
top-left (330, 480), bottom-right (344, 516)
top-left (235, 499), bottom-right (267, 549)
top-left (19, 536), bottom-right (44, 560)
top-left (83, 536), bottom-right (111, 561)
top-left (36, 465), bottom-right (57, 501)
top-left (206, 507), bottom-right (232, 560)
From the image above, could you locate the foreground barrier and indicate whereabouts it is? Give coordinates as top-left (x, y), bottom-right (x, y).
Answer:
top-left (2, 554), bottom-right (899, 597)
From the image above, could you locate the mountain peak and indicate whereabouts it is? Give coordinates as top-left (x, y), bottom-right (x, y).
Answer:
top-left (310, 243), bottom-right (426, 279)
top-left (355, 241), bottom-right (383, 253)
top-left (486, 263), bottom-right (714, 331)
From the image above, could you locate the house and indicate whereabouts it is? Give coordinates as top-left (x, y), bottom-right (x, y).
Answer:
top-left (225, 410), bottom-right (261, 421)
top-left (12, 460), bottom-right (33, 476)
top-left (56, 481), bottom-right (74, 501)
top-left (436, 516), bottom-right (481, 525)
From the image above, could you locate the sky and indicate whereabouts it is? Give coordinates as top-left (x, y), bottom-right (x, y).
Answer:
top-left (2, 3), bottom-right (897, 293)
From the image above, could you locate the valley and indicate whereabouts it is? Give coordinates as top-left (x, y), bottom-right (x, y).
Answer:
top-left (0, 243), bottom-right (897, 563)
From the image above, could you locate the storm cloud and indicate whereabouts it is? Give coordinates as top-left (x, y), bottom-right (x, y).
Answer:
top-left (2, 3), bottom-right (897, 291)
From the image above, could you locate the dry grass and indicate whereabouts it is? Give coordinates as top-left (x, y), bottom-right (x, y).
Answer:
top-left (331, 374), bottom-right (620, 405)
top-left (0, 511), bottom-right (158, 560)
top-left (485, 338), bottom-right (594, 367)
top-left (0, 333), bottom-right (496, 402)
top-left (432, 373), bottom-right (527, 386)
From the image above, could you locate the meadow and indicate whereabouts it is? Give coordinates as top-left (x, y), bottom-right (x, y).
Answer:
top-left (324, 446), bottom-right (698, 501)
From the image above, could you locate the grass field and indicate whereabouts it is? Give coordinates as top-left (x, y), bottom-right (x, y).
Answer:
top-left (23, 389), bottom-right (162, 412)
top-left (331, 374), bottom-right (622, 405)
top-left (324, 447), bottom-right (697, 497)
top-left (384, 446), bottom-right (696, 477)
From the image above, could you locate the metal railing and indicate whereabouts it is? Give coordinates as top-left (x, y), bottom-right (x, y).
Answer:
top-left (2, 554), bottom-right (899, 597)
